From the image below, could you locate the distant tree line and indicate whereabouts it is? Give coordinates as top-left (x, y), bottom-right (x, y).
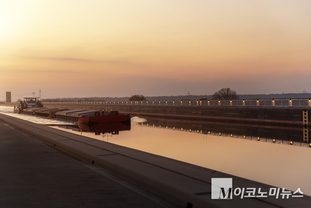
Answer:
top-left (39, 89), bottom-right (311, 103)
top-left (212, 88), bottom-right (239, 100)
top-left (129, 94), bottom-right (146, 101)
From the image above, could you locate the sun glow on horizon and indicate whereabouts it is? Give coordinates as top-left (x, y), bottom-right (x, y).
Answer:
top-left (1, 0), bottom-right (311, 100)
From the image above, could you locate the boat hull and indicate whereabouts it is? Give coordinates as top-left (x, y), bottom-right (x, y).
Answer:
top-left (78, 121), bottom-right (131, 134)
top-left (78, 114), bottom-right (131, 124)
top-left (13, 102), bottom-right (131, 125)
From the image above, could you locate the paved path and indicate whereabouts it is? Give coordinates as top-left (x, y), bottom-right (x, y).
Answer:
top-left (0, 120), bottom-right (176, 208)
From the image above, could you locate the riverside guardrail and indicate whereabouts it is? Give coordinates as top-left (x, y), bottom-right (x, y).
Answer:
top-left (43, 98), bottom-right (311, 108)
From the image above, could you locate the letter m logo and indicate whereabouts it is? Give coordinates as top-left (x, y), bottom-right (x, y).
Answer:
top-left (211, 178), bottom-right (233, 199)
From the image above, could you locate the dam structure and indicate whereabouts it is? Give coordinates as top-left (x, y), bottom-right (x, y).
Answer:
top-left (43, 98), bottom-right (311, 127)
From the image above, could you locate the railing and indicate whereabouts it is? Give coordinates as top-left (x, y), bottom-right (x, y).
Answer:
top-left (42, 98), bottom-right (311, 108)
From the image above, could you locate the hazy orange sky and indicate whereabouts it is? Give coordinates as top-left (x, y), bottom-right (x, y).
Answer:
top-left (1, 1), bottom-right (311, 101)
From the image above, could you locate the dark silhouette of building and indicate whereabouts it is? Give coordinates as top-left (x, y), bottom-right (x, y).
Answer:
top-left (6, 92), bottom-right (11, 103)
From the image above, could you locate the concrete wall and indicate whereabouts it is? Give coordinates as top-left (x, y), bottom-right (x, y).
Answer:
top-left (43, 103), bottom-right (310, 126)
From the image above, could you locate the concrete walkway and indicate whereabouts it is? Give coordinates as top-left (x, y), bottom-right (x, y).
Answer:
top-left (1, 113), bottom-right (311, 208)
top-left (0, 120), bottom-right (175, 208)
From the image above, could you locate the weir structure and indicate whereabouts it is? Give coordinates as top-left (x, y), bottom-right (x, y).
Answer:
top-left (43, 98), bottom-right (311, 107)
top-left (44, 99), bottom-right (311, 147)
top-left (43, 99), bottom-right (310, 127)
top-left (43, 99), bottom-right (310, 146)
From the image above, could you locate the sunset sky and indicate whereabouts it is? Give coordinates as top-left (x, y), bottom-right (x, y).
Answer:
top-left (1, 1), bottom-right (311, 101)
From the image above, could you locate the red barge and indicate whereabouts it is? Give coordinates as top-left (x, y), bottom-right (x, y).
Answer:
top-left (14, 97), bottom-right (131, 125)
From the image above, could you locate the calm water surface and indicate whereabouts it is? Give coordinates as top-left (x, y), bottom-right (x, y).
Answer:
top-left (0, 106), bottom-right (73, 125)
top-left (1, 105), bottom-right (310, 196)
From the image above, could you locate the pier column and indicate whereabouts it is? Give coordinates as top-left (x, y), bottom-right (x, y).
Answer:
top-left (230, 100), bottom-right (232, 106)
top-left (242, 100), bottom-right (245, 106)
top-left (256, 99), bottom-right (259, 107)
top-left (289, 99), bottom-right (292, 107)
top-left (303, 127), bottom-right (309, 143)
top-left (272, 99), bottom-right (275, 107)
top-left (303, 110), bottom-right (309, 142)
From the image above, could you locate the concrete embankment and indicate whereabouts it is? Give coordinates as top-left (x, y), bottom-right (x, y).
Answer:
top-left (0, 119), bottom-right (166, 208)
top-left (43, 103), bottom-right (310, 127)
top-left (1, 113), bottom-right (311, 208)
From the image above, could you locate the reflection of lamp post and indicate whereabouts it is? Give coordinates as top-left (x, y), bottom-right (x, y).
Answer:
top-left (32, 92), bottom-right (35, 97)
top-left (102, 133), bottom-right (112, 142)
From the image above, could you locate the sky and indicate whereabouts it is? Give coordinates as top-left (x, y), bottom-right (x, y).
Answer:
top-left (1, 0), bottom-right (311, 101)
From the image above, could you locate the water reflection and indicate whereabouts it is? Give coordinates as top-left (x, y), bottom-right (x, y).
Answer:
top-left (0, 106), bottom-right (73, 125)
top-left (52, 121), bottom-right (311, 196)
top-left (58, 121), bottom-right (131, 135)
top-left (141, 116), bottom-right (310, 147)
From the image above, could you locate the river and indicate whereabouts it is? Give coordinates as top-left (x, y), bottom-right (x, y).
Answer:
top-left (1, 105), bottom-right (310, 196)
